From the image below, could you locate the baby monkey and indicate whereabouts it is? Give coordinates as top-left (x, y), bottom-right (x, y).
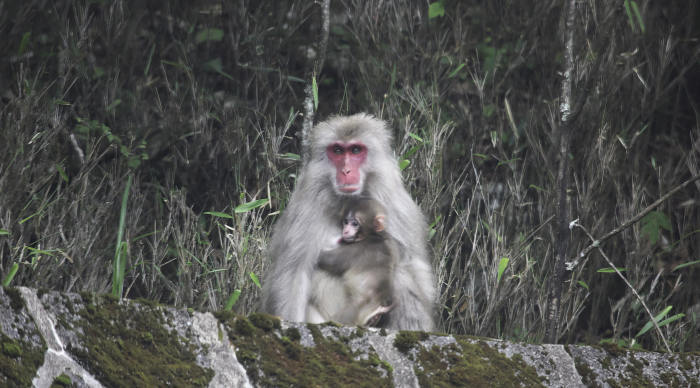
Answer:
top-left (311, 197), bottom-right (398, 326)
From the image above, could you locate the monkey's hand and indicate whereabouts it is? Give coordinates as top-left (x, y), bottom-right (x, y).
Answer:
top-left (364, 303), bottom-right (395, 327)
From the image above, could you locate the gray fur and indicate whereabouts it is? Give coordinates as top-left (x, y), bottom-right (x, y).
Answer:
top-left (260, 113), bottom-right (435, 330)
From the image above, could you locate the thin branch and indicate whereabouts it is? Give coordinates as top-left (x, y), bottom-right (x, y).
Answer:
top-left (544, 0), bottom-right (576, 344)
top-left (301, 0), bottom-right (331, 157)
top-left (574, 174), bottom-right (700, 261)
top-left (69, 133), bottom-right (85, 165)
top-left (574, 223), bottom-right (672, 353)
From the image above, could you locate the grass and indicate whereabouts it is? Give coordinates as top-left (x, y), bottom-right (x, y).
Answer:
top-left (0, 0), bottom-right (698, 352)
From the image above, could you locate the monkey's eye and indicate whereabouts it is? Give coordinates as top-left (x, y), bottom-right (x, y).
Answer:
top-left (333, 145), bottom-right (344, 154)
top-left (351, 220), bottom-right (359, 227)
top-left (350, 145), bottom-right (363, 154)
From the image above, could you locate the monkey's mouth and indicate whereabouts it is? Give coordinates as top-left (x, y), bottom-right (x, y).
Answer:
top-left (338, 185), bottom-right (360, 193)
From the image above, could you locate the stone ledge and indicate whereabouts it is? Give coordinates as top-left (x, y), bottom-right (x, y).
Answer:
top-left (1, 287), bottom-right (697, 387)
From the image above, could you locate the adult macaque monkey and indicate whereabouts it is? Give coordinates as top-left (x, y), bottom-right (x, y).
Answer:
top-left (261, 114), bottom-right (435, 330)
top-left (308, 197), bottom-right (397, 326)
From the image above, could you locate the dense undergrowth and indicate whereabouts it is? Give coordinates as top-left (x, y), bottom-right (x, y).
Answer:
top-left (0, 0), bottom-right (698, 352)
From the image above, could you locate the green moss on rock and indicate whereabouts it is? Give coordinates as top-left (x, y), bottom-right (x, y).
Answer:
top-left (0, 333), bottom-right (46, 387)
top-left (4, 287), bottom-right (24, 311)
top-left (284, 327), bottom-right (301, 342)
top-left (413, 339), bottom-right (545, 387)
top-left (233, 316), bottom-right (256, 336)
top-left (248, 312), bottom-right (281, 331)
top-left (572, 356), bottom-right (599, 387)
top-left (221, 318), bottom-right (392, 387)
top-left (394, 331), bottom-right (429, 353)
top-left (51, 373), bottom-right (71, 387)
top-left (72, 295), bottom-right (214, 386)
top-left (2, 340), bottom-right (21, 358)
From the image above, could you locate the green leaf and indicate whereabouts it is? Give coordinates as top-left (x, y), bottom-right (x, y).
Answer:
top-left (448, 63), bottom-right (466, 78)
top-left (56, 164), bottom-right (69, 183)
top-left (428, 215), bottom-right (441, 241)
top-left (235, 199), bottom-right (269, 213)
top-left (428, 2), bottom-right (445, 19)
top-left (657, 313), bottom-right (684, 328)
top-left (18, 32), bottom-right (31, 55)
top-left (249, 272), bottom-right (262, 288)
top-left (286, 75), bottom-right (305, 83)
top-left (279, 152), bottom-right (300, 161)
top-left (597, 267), bottom-right (627, 273)
top-left (106, 99), bottom-right (122, 112)
top-left (204, 58), bottom-right (233, 80)
top-left (497, 257), bottom-right (509, 284)
top-left (195, 28), bottom-right (224, 43)
top-left (672, 259), bottom-right (700, 271)
top-left (623, 0), bottom-right (636, 32)
top-left (483, 104), bottom-right (496, 118)
top-left (204, 211), bottom-right (233, 219)
top-left (399, 159), bottom-right (410, 171)
top-left (402, 145), bottom-right (422, 159)
top-left (408, 132), bottom-right (424, 142)
top-left (641, 211), bottom-right (671, 245)
top-left (2, 262), bottom-right (19, 287)
top-left (528, 184), bottom-right (546, 193)
top-left (93, 65), bottom-right (105, 79)
top-left (0, 229), bottom-right (9, 236)
top-left (630, 1), bottom-right (645, 33)
top-left (224, 289), bottom-right (241, 311)
top-left (497, 158), bottom-right (520, 167)
top-left (635, 306), bottom-right (673, 338)
top-left (312, 76), bottom-right (319, 111)
top-left (144, 43), bottom-right (156, 76)
top-left (577, 280), bottom-right (589, 291)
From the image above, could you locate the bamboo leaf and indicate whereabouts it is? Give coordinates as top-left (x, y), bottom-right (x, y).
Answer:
top-left (497, 257), bottom-right (509, 284)
top-left (249, 272), bottom-right (261, 288)
top-left (235, 199), bottom-right (269, 213)
top-left (224, 289), bottom-right (242, 311)
top-left (428, 2), bottom-right (445, 19)
top-left (204, 211), bottom-right (233, 219)
top-left (312, 76), bottom-right (319, 110)
top-left (672, 259), bottom-right (700, 271)
top-left (597, 267), bottom-right (627, 273)
top-left (2, 263), bottom-right (19, 287)
top-left (195, 28), bottom-right (224, 43)
top-left (635, 306), bottom-right (673, 338)
top-left (641, 211), bottom-right (671, 245)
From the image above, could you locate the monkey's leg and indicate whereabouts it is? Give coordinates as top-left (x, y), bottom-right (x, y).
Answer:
top-left (306, 304), bottom-right (327, 324)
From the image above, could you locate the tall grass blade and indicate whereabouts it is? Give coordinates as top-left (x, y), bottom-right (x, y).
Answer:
top-left (2, 263), bottom-right (19, 287)
top-left (111, 174), bottom-right (133, 298)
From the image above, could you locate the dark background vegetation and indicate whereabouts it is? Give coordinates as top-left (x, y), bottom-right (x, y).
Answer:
top-left (1, 0), bottom-right (698, 351)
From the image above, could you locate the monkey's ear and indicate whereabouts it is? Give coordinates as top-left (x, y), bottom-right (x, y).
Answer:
top-left (373, 215), bottom-right (386, 232)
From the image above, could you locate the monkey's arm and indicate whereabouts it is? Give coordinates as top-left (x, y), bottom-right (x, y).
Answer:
top-left (317, 248), bottom-right (352, 276)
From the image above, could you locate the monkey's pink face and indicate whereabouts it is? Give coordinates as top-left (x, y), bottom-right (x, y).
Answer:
top-left (342, 216), bottom-right (361, 242)
top-left (326, 142), bottom-right (367, 194)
